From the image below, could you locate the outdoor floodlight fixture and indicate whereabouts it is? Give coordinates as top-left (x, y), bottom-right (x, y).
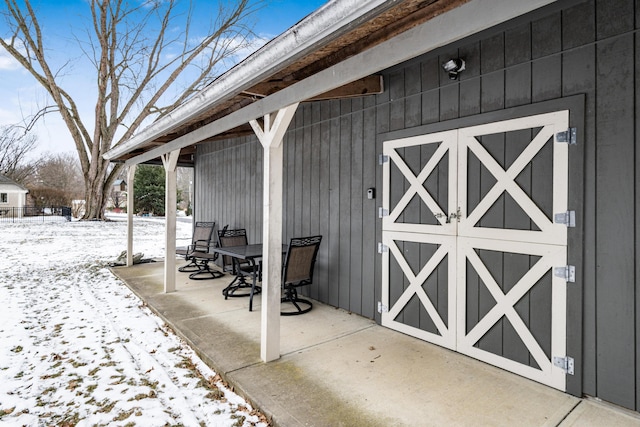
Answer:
top-left (442, 58), bottom-right (465, 80)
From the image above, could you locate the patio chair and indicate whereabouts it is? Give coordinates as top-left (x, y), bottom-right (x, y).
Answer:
top-left (281, 235), bottom-right (322, 316)
top-left (176, 221), bottom-right (216, 273)
top-left (185, 223), bottom-right (226, 280)
top-left (218, 228), bottom-right (261, 302)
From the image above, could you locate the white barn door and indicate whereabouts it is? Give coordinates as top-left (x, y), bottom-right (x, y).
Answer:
top-left (381, 111), bottom-right (571, 391)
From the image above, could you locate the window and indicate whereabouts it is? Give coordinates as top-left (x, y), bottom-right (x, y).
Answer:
top-left (0, 193), bottom-right (7, 204)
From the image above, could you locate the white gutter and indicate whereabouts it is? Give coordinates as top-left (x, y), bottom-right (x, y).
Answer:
top-left (103, 0), bottom-right (399, 161)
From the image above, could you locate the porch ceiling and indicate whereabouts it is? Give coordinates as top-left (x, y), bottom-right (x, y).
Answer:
top-left (107, 0), bottom-right (466, 166)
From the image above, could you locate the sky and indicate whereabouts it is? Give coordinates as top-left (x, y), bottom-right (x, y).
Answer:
top-left (0, 0), bottom-right (327, 159)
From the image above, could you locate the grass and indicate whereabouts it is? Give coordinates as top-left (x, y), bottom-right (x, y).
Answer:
top-left (0, 222), bottom-right (268, 427)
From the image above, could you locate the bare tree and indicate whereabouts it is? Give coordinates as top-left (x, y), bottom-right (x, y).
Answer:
top-left (0, 125), bottom-right (40, 184)
top-left (0, 0), bottom-right (256, 219)
top-left (36, 152), bottom-right (84, 200)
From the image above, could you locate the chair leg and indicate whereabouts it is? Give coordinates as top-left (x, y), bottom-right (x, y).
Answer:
top-left (222, 274), bottom-right (246, 298)
top-left (178, 257), bottom-right (200, 273)
top-left (222, 275), bottom-right (262, 298)
top-left (188, 260), bottom-right (223, 280)
top-left (281, 287), bottom-right (312, 316)
top-left (249, 263), bottom-right (260, 312)
top-left (222, 260), bottom-right (262, 308)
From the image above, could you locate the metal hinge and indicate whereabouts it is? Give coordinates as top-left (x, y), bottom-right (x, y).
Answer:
top-left (378, 154), bottom-right (389, 164)
top-left (377, 243), bottom-right (388, 253)
top-left (554, 265), bottom-right (576, 283)
top-left (379, 207), bottom-right (388, 218)
top-left (377, 301), bottom-right (388, 314)
top-left (553, 356), bottom-right (575, 375)
top-left (556, 128), bottom-right (577, 145)
top-left (554, 211), bottom-right (576, 227)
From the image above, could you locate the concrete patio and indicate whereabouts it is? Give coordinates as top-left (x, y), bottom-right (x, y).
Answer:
top-left (110, 260), bottom-right (640, 427)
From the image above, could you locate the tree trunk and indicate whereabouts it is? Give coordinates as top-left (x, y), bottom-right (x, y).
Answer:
top-left (83, 192), bottom-right (103, 219)
top-left (83, 174), bottom-right (106, 220)
top-left (81, 159), bottom-right (119, 220)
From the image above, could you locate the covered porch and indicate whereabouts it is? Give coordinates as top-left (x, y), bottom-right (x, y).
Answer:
top-left (104, 0), bottom-right (560, 365)
top-left (108, 260), bottom-right (634, 427)
top-left (103, 0), bottom-right (640, 415)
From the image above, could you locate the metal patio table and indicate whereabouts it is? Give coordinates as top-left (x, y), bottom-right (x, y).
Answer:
top-left (211, 244), bottom-right (287, 311)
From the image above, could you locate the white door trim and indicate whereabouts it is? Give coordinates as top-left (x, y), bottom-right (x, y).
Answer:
top-left (381, 110), bottom-right (570, 391)
top-left (381, 231), bottom-right (457, 349)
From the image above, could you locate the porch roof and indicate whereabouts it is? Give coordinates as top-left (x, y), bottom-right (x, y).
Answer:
top-left (103, 0), bottom-right (473, 166)
top-left (109, 0), bottom-right (561, 365)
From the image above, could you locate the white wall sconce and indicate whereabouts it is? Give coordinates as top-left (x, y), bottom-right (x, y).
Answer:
top-left (442, 58), bottom-right (465, 80)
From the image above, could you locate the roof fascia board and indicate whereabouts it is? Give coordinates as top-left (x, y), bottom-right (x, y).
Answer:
top-left (0, 187), bottom-right (28, 192)
top-left (124, 0), bottom-right (557, 166)
top-left (104, 0), bottom-right (396, 161)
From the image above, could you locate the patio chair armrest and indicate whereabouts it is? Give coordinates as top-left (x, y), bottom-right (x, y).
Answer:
top-left (188, 239), bottom-right (210, 251)
top-left (205, 241), bottom-right (220, 260)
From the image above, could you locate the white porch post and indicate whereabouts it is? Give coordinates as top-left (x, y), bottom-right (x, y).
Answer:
top-left (250, 103), bottom-right (298, 362)
top-left (126, 165), bottom-right (137, 267)
top-left (162, 150), bottom-right (180, 293)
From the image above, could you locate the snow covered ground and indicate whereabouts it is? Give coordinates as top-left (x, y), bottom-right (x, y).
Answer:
top-left (0, 219), bottom-right (268, 426)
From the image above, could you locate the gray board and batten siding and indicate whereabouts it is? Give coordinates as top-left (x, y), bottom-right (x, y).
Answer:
top-left (194, 0), bottom-right (640, 413)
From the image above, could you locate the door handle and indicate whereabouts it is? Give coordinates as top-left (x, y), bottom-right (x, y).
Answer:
top-left (433, 208), bottom-right (461, 223)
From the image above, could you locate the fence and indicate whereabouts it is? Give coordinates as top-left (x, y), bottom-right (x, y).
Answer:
top-left (0, 206), bottom-right (72, 223)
